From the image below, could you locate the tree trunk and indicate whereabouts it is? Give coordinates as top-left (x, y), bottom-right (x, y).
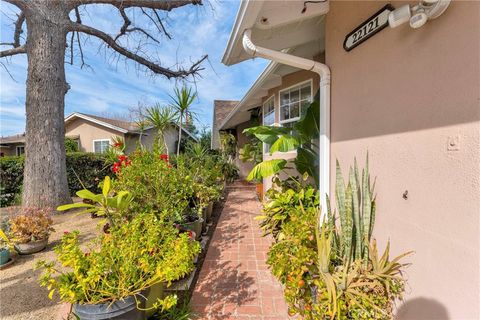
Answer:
top-left (177, 113), bottom-right (183, 156)
top-left (22, 3), bottom-right (72, 208)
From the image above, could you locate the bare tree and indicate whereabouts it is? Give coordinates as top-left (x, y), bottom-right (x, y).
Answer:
top-left (0, 0), bottom-right (207, 208)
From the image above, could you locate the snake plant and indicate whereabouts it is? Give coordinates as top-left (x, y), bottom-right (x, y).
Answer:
top-left (333, 155), bottom-right (376, 267)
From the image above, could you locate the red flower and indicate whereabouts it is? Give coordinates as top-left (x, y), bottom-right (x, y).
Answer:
top-left (187, 230), bottom-right (194, 239)
top-left (63, 231), bottom-right (69, 235)
top-left (159, 154), bottom-right (169, 162)
top-left (114, 142), bottom-right (122, 147)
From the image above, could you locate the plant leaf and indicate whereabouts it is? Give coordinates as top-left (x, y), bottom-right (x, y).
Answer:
top-left (102, 176), bottom-right (111, 197)
top-left (246, 159), bottom-right (287, 181)
top-left (269, 135), bottom-right (299, 153)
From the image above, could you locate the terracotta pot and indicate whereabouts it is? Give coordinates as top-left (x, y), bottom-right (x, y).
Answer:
top-left (256, 183), bottom-right (264, 200)
top-left (14, 238), bottom-right (48, 255)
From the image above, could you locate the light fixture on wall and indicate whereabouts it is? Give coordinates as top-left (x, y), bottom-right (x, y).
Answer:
top-left (388, 0), bottom-right (451, 29)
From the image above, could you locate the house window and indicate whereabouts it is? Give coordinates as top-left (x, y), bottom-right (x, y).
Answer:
top-left (262, 96), bottom-right (275, 154)
top-left (93, 139), bottom-right (110, 153)
top-left (16, 146), bottom-right (25, 156)
top-left (279, 80), bottom-right (312, 125)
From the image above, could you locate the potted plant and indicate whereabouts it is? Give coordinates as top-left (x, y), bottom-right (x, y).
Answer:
top-left (177, 206), bottom-right (203, 241)
top-left (36, 212), bottom-right (200, 320)
top-left (0, 228), bottom-right (14, 268)
top-left (9, 207), bottom-right (54, 255)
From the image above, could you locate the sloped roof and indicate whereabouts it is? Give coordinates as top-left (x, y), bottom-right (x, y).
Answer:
top-left (211, 100), bottom-right (239, 149)
top-left (76, 113), bottom-right (137, 131)
top-left (0, 133), bottom-right (25, 144)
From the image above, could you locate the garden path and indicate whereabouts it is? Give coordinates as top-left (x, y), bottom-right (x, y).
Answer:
top-left (191, 181), bottom-right (292, 320)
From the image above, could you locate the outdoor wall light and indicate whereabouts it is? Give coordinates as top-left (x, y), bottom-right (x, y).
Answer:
top-left (388, 0), bottom-right (451, 29)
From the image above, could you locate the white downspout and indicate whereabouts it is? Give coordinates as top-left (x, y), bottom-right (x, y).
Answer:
top-left (242, 29), bottom-right (331, 220)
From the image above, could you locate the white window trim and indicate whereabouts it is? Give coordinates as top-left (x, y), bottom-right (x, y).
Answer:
top-left (16, 145), bottom-right (25, 156)
top-left (278, 79), bottom-right (313, 125)
top-left (92, 139), bottom-right (111, 153)
top-left (262, 95), bottom-right (275, 155)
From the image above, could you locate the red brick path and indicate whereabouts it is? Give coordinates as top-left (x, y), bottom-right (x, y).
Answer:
top-left (191, 183), bottom-right (292, 319)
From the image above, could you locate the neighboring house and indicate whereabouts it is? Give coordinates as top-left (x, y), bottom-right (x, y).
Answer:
top-left (0, 112), bottom-right (197, 156)
top-left (211, 100), bottom-right (238, 150)
top-left (219, 1), bottom-right (479, 319)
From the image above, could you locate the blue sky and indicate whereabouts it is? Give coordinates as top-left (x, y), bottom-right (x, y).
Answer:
top-left (0, 1), bottom-right (267, 136)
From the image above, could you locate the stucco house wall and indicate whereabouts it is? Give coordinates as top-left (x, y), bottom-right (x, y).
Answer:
top-left (234, 120), bottom-right (255, 178)
top-left (0, 143), bottom-right (24, 157)
top-left (326, 1), bottom-right (480, 319)
top-left (65, 117), bottom-right (124, 153)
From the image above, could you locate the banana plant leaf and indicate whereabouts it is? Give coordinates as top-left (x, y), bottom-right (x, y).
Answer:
top-left (294, 100), bottom-right (320, 144)
top-left (269, 134), bottom-right (299, 153)
top-left (294, 146), bottom-right (319, 187)
top-left (243, 126), bottom-right (290, 145)
top-left (246, 159), bottom-right (287, 182)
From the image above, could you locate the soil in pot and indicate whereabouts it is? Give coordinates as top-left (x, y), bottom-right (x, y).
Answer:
top-left (14, 238), bottom-right (48, 255)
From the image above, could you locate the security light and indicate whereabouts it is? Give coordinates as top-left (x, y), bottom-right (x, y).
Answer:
top-left (388, 0), bottom-right (451, 29)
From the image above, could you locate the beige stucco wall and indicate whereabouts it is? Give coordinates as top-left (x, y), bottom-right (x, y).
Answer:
top-left (124, 126), bottom-right (181, 155)
top-left (326, 1), bottom-right (480, 319)
top-left (65, 118), bottom-right (124, 152)
top-left (0, 143), bottom-right (24, 157)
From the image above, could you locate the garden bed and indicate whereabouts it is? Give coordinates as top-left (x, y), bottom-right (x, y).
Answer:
top-left (0, 207), bottom-right (100, 320)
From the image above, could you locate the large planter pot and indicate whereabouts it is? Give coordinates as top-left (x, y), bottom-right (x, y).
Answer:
top-left (256, 183), bottom-right (264, 200)
top-left (0, 248), bottom-right (11, 265)
top-left (73, 283), bottom-right (164, 320)
top-left (14, 238), bottom-right (48, 255)
top-left (200, 207), bottom-right (207, 233)
top-left (206, 202), bottom-right (213, 223)
top-left (181, 218), bottom-right (203, 241)
top-left (73, 296), bottom-right (142, 320)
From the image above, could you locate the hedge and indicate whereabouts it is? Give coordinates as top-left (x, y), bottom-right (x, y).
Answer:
top-left (0, 152), bottom-right (112, 207)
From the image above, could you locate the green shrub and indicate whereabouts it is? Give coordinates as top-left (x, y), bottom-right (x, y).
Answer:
top-left (37, 212), bottom-right (200, 307)
top-left (0, 153), bottom-right (111, 207)
top-left (0, 156), bottom-right (24, 207)
top-left (64, 137), bottom-right (79, 153)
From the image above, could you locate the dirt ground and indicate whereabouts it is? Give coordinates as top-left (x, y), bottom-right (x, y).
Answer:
top-left (0, 207), bottom-right (100, 320)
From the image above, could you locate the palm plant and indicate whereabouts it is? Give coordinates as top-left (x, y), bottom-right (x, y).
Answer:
top-left (169, 86), bottom-right (197, 156)
top-left (144, 104), bottom-right (177, 154)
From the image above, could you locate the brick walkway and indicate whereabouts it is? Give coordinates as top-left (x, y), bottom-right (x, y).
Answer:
top-left (191, 182), bottom-right (291, 320)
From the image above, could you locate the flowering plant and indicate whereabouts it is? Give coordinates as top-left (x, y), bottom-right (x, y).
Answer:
top-left (9, 207), bottom-right (55, 243)
top-left (36, 212), bottom-right (200, 308)
top-left (112, 154), bottom-right (131, 174)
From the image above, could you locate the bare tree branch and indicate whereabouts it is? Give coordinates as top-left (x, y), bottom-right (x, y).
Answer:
top-left (0, 45), bottom-right (26, 57)
top-left (2, 0), bottom-right (27, 10)
top-left (13, 11), bottom-right (25, 47)
top-left (69, 22), bottom-right (206, 79)
top-left (140, 8), bottom-right (172, 40)
top-left (70, 0), bottom-right (201, 10)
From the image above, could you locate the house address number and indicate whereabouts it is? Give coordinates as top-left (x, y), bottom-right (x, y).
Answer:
top-left (343, 4), bottom-right (394, 52)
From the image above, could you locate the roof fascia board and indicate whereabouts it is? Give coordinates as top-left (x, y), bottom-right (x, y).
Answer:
top-left (219, 60), bottom-right (278, 130)
top-left (222, 0), bottom-right (263, 66)
top-left (64, 113), bottom-right (129, 134)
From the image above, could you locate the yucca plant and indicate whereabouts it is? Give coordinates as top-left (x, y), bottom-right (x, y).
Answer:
top-left (145, 104), bottom-right (177, 154)
top-left (169, 86), bottom-right (197, 156)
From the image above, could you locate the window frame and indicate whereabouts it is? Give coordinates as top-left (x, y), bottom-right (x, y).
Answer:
top-left (262, 95), bottom-right (275, 154)
top-left (16, 145), bottom-right (25, 156)
top-left (92, 139), bottom-right (111, 154)
top-left (278, 79), bottom-right (313, 126)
